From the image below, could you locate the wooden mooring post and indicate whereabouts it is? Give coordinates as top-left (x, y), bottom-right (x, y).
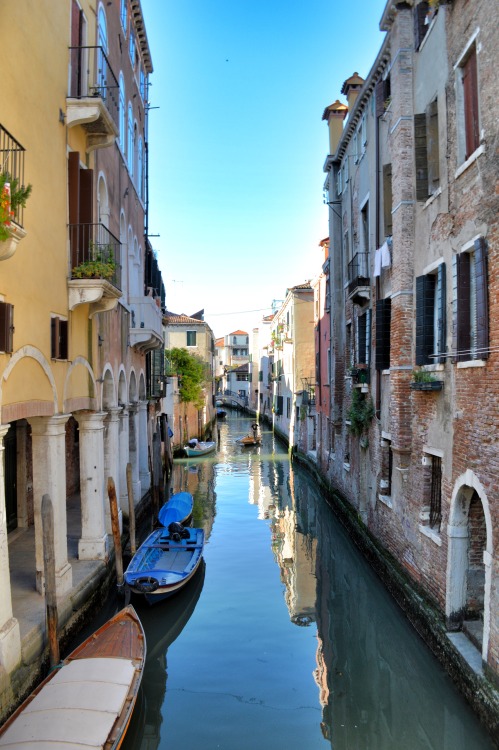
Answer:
top-left (107, 477), bottom-right (124, 592)
top-left (41, 494), bottom-right (59, 668)
top-left (126, 463), bottom-right (136, 555)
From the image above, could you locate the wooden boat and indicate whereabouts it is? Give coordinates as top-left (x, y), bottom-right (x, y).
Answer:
top-left (0, 605), bottom-right (145, 750)
top-left (216, 409), bottom-right (226, 419)
top-left (124, 525), bottom-right (205, 605)
top-left (237, 424), bottom-right (262, 446)
top-left (157, 491), bottom-right (193, 527)
top-left (237, 434), bottom-right (262, 446)
top-left (183, 440), bottom-right (216, 457)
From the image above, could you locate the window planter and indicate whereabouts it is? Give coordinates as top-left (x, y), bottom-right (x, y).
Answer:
top-left (0, 221), bottom-right (27, 261)
top-left (410, 380), bottom-right (443, 391)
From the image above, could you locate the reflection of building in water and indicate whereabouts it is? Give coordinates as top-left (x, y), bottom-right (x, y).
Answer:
top-left (248, 451), bottom-right (275, 519)
top-left (269, 465), bottom-right (317, 626)
top-left (169, 460), bottom-right (216, 541)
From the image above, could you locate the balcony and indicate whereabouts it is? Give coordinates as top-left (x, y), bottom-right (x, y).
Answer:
top-left (130, 296), bottom-right (163, 353)
top-left (347, 252), bottom-right (370, 304)
top-left (68, 223), bottom-right (122, 315)
top-left (0, 125), bottom-right (29, 260)
top-left (66, 46), bottom-right (119, 151)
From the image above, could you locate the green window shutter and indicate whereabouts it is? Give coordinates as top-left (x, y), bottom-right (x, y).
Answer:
top-left (456, 253), bottom-right (471, 361)
top-left (375, 298), bottom-right (391, 370)
top-left (474, 237), bottom-right (489, 359)
top-left (436, 263), bottom-right (446, 364)
top-left (415, 274), bottom-right (435, 365)
top-left (414, 113), bottom-right (428, 201)
top-left (426, 99), bottom-right (440, 192)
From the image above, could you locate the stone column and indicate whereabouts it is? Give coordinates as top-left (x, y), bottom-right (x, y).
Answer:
top-left (16, 421), bottom-right (29, 529)
top-left (138, 400), bottom-right (150, 497)
top-left (29, 415), bottom-right (72, 597)
top-left (104, 407), bottom-right (122, 534)
top-left (74, 412), bottom-right (108, 560)
top-left (0, 425), bottom-right (22, 671)
top-left (118, 406), bottom-right (130, 513)
top-left (128, 403), bottom-right (141, 504)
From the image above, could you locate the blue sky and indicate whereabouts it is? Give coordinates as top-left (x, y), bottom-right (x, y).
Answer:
top-left (142, 0), bottom-right (387, 338)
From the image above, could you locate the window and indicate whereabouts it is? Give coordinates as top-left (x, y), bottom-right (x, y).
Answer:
top-left (137, 137), bottom-right (143, 200)
top-left (51, 317), bottom-right (68, 360)
top-left (357, 309), bottom-right (371, 365)
top-left (382, 164), bottom-right (393, 236)
top-left (375, 298), bottom-right (391, 370)
top-left (414, 1), bottom-right (430, 50)
top-left (0, 302), bottom-right (14, 353)
top-left (274, 395), bottom-right (283, 415)
top-left (127, 103), bottom-right (134, 174)
top-left (361, 113), bottom-right (367, 152)
top-left (119, 74), bottom-right (126, 152)
top-left (457, 44), bottom-right (480, 162)
top-left (120, 0), bottom-right (127, 32)
top-left (129, 29), bottom-right (136, 66)
top-left (416, 263), bottom-right (446, 365)
top-left (414, 99), bottom-right (440, 201)
top-left (375, 74), bottom-right (391, 118)
top-left (286, 397), bottom-right (291, 418)
top-left (361, 200), bottom-right (369, 253)
top-left (140, 68), bottom-right (147, 101)
top-left (353, 131), bottom-right (359, 163)
top-left (344, 156), bottom-right (349, 185)
top-left (452, 237), bottom-right (488, 361)
top-left (421, 452), bottom-right (442, 532)
top-left (186, 330), bottom-right (197, 347)
top-left (336, 168), bottom-right (342, 196)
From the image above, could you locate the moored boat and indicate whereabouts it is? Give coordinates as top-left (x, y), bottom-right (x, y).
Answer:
top-left (183, 440), bottom-right (216, 457)
top-left (124, 523), bottom-right (205, 605)
top-left (237, 423), bottom-right (262, 446)
top-left (157, 491), bottom-right (193, 527)
top-left (0, 605), bottom-right (145, 750)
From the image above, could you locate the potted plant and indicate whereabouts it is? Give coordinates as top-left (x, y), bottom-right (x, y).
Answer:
top-left (347, 389), bottom-right (375, 436)
top-left (410, 369), bottom-right (444, 391)
top-left (0, 171), bottom-right (32, 258)
top-left (72, 243), bottom-right (116, 281)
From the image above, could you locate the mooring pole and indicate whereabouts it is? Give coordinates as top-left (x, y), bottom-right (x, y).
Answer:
top-left (107, 477), bottom-right (124, 591)
top-left (126, 463), bottom-right (136, 555)
top-left (41, 494), bottom-right (59, 668)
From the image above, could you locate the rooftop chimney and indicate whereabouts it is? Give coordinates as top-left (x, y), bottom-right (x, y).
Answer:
top-left (341, 72), bottom-right (365, 114)
top-left (322, 99), bottom-right (348, 155)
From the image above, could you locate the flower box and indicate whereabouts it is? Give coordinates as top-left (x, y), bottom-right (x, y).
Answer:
top-left (410, 380), bottom-right (443, 391)
top-left (0, 221), bottom-right (27, 261)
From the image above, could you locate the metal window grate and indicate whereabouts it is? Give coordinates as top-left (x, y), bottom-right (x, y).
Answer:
top-left (430, 455), bottom-right (442, 529)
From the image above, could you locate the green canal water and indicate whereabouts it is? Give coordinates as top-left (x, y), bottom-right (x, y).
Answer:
top-left (114, 412), bottom-right (493, 749)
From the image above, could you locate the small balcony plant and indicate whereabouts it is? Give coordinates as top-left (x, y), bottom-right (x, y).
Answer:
top-left (72, 243), bottom-right (116, 281)
top-left (410, 369), bottom-right (443, 391)
top-left (0, 172), bottom-right (32, 241)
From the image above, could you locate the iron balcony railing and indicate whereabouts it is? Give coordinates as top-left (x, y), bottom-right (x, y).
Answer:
top-left (348, 252), bottom-right (370, 294)
top-left (69, 222), bottom-right (121, 290)
top-left (68, 46), bottom-right (119, 130)
top-left (0, 124), bottom-right (28, 228)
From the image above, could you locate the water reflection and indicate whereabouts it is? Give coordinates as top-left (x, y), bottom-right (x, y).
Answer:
top-left (121, 413), bottom-right (492, 750)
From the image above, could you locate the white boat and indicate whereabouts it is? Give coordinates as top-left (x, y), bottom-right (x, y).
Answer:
top-left (183, 440), bottom-right (216, 457)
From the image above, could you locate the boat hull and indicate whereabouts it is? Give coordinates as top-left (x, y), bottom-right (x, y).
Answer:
top-left (125, 527), bottom-right (205, 606)
top-left (157, 491), bottom-right (193, 527)
top-left (183, 441), bottom-right (216, 457)
top-left (0, 606), bottom-right (145, 750)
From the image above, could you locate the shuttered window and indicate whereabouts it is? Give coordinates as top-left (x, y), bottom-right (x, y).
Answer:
top-left (453, 238), bottom-right (488, 361)
top-left (382, 164), bottom-right (393, 237)
top-left (357, 309), bottom-right (371, 366)
top-left (415, 264), bottom-right (446, 365)
top-left (0, 302), bottom-right (14, 353)
top-left (375, 298), bottom-right (391, 370)
top-left (147, 348), bottom-right (164, 398)
top-left (462, 46), bottom-right (480, 159)
top-left (414, 99), bottom-right (440, 201)
top-left (51, 317), bottom-right (68, 360)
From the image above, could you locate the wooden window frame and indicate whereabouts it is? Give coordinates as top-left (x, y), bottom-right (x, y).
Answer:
top-left (51, 316), bottom-right (68, 360)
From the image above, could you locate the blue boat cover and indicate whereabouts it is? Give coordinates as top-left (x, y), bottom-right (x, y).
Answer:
top-left (158, 492), bottom-right (194, 527)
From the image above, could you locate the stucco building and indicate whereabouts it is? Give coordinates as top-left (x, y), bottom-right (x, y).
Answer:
top-left (0, 0), bottom-right (165, 708)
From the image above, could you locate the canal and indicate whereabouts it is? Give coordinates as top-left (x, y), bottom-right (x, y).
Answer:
top-left (96, 413), bottom-right (493, 748)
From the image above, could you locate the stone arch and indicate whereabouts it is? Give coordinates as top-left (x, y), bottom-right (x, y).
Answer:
top-left (0, 346), bottom-right (58, 422)
top-left (97, 171), bottom-right (110, 228)
top-left (129, 369), bottom-right (138, 404)
top-left (63, 356), bottom-right (97, 414)
top-left (101, 365), bottom-right (116, 409)
top-left (446, 470), bottom-right (493, 662)
top-left (118, 367), bottom-right (127, 406)
top-left (138, 371), bottom-right (146, 401)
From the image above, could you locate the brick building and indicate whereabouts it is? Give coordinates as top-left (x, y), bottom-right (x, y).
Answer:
top-left (321, 0), bottom-right (499, 691)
